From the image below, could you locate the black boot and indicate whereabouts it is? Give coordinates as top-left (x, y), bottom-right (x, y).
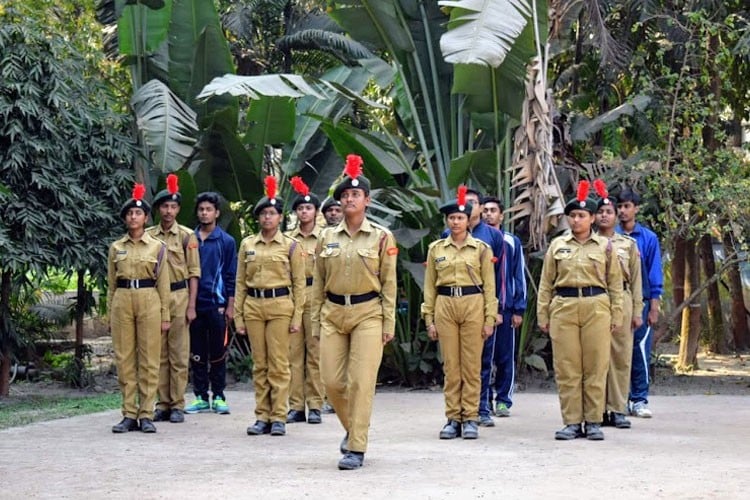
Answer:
top-left (439, 420), bottom-right (461, 439)
top-left (112, 417), bottom-right (139, 433)
top-left (554, 424), bottom-right (584, 440)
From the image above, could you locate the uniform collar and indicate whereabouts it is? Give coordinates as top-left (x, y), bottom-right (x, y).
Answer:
top-left (290, 224), bottom-right (321, 239)
top-left (332, 217), bottom-right (374, 236)
top-left (562, 230), bottom-right (598, 244)
top-left (254, 229), bottom-right (285, 245)
top-left (441, 233), bottom-right (480, 248)
top-left (121, 231), bottom-right (154, 245)
top-left (153, 223), bottom-right (179, 236)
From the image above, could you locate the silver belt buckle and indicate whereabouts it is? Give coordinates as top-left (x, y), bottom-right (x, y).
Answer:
top-left (130, 279), bottom-right (139, 289)
top-left (253, 289), bottom-right (261, 298)
top-left (344, 294), bottom-right (352, 306)
top-left (270, 289), bottom-right (277, 298)
top-left (451, 286), bottom-right (462, 297)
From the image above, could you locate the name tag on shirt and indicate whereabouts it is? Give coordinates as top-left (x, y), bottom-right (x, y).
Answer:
top-left (116, 250), bottom-right (127, 255)
top-left (245, 250), bottom-right (256, 256)
top-left (434, 256), bottom-right (446, 263)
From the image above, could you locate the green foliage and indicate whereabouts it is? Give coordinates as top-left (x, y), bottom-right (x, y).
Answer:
top-left (0, 391), bottom-right (121, 430)
top-left (43, 348), bottom-right (95, 388)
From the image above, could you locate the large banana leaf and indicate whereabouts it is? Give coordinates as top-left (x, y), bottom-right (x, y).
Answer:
top-left (282, 62), bottom-right (388, 175)
top-left (189, 23), bottom-right (238, 126)
top-left (570, 95), bottom-right (652, 141)
top-left (130, 79), bottom-right (198, 172)
top-left (243, 97), bottom-right (296, 175)
top-left (168, 0), bottom-right (229, 104)
top-left (197, 74), bottom-right (326, 100)
top-left (439, 0), bottom-right (532, 67)
top-left (118, 0), bottom-right (172, 56)
top-left (190, 107), bottom-right (262, 203)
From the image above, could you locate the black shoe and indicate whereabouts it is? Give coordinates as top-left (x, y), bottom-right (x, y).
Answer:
top-left (611, 412), bottom-right (632, 429)
top-left (153, 409), bottom-right (171, 422)
top-left (286, 409), bottom-right (306, 423)
top-left (321, 401), bottom-right (336, 414)
top-left (270, 421), bottom-right (286, 436)
top-left (169, 409), bottom-right (185, 423)
top-left (478, 414), bottom-right (495, 427)
top-left (439, 420), bottom-right (461, 439)
top-left (340, 433), bottom-right (349, 454)
top-left (585, 422), bottom-right (604, 440)
top-left (139, 418), bottom-right (156, 433)
top-left (307, 409), bottom-right (322, 424)
top-left (112, 417), bottom-right (139, 433)
top-left (555, 424), bottom-right (584, 440)
top-left (601, 411), bottom-right (613, 427)
top-left (246, 420), bottom-right (271, 435)
top-left (462, 420), bottom-right (479, 439)
top-left (338, 451), bottom-right (365, 470)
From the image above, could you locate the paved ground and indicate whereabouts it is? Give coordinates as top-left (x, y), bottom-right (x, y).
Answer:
top-left (2, 390), bottom-right (749, 499)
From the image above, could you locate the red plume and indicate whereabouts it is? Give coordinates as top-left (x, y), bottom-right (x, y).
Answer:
top-left (344, 154), bottom-right (363, 179)
top-left (132, 183), bottom-right (146, 201)
top-left (264, 175), bottom-right (278, 199)
top-left (166, 173), bottom-right (179, 195)
top-left (457, 185), bottom-right (468, 207)
top-left (576, 180), bottom-right (590, 202)
top-left (593, 179), bottom-right (608, 199)
top-left (289, 176), bottom-right (310, 196)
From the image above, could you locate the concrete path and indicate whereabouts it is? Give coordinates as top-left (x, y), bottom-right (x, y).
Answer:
top-left (2, 390), bottom-right (749, 499)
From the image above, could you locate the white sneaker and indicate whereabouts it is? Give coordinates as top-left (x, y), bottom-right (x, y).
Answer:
top-left (631, 401), bottom-right (652, 418)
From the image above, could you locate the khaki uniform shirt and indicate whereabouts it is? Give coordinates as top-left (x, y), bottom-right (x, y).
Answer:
top-left (286, 225), bottom-right (322, 280)
top-left (421, 234), bottom-right (499, 328)
top-left (537, 231), bottom-right (624, 327)
top-left (234, 230), bottom-right (307, 329)
top-left (107, 231), bottom-right (171, 322)
top-left (606, 233), bottom-right (644, 320)
top-left (311, 218), bottom-right (398, 336)
top-left (147, 223), bottom-right (201, 282)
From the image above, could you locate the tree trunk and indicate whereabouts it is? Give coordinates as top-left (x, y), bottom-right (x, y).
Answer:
top-left (0, 270), bottom-right (13, 397)
top-left (699, 235), bottom-right (725, 353)
top-left (655, 234), bottom-right (685, 344)
top-left (677, 238), bottom-right (702, 371)
top-left (75, 270), bottom-right (86, 361)
top-left (722, 230), bottom-right (749, 350)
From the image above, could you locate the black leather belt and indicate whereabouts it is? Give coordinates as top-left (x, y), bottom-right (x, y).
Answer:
top-left (171, 280), bottom-right (187, 291)
top-left (326, 291), bottom-right (379, 306)
top-left (555, 286), bottom-right (606, 297)
top-left (117, 278), bottom-right (156, 289)
top-left (306, 277), bottom-right (313, 286)
top-left (437, 286), bottom-right (482, 297)
top-left (247, 287), bottom-right (290, 298)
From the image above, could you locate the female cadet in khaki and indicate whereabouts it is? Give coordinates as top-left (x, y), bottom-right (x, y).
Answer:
top-left (537, 180), bottom-right (623, 441)
top-left (310, 154), bottom-right (398, 471)
top-left (422, 186), bottom-right (498, 440)
top-left (285, 176), bottom-right (325, 424)
top-left (593, 180), bottom-right (643, 429)
top-left (236, 176), bottom-right (306, 437)
top-left (108, 184), bottom-right (171, 433)
top-left (147, 174), bottom-right (201, 424)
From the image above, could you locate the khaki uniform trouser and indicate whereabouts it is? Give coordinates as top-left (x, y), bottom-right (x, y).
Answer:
top-left (320, 299), bottom-right (383, 454)
top-left (288, 287), bottom-right (323, 411)
top-left (110, 288), bottom-right (162, 420)
top-left (606, 289), bottom-right (634, 414)
top-left (549, 294), bottom-right (611, 424)
top-left (243, 296), bottom-right (294, 422)
top-left (435, 295), bottom-right (484, 422)
top-left (156, 288), bottom-right (189, 411)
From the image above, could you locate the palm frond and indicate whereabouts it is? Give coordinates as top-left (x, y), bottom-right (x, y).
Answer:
top-left (197, 74), bottom-right (325, 100)
top-left (439, 0), bottom-right (533, 67)
top-left (277, 29), bottom-right (376, 66)
top-left (130, 79), bottom-right (199, 172)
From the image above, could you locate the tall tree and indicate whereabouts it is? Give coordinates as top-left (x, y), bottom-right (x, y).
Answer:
top-left (0, 3), bottom-right (135, 395)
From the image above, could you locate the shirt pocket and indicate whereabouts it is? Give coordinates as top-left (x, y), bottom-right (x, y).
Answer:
top-left (320, 247), bottom-right (341, 259)
top-left (587, 252), bottom-right (606, 283)
top-left (616, 248), bottom-right (631, 282)
top-left (268, 254), bottom-right (290, 277)
top-left (138, 254), bottom-right (158, 277)
top-left (168, 242), bottom-right (185, 269)
top-left (357, 248), bottom-right (380, 276)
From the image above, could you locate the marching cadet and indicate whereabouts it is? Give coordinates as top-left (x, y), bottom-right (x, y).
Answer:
top-left (147, 174), bottom-right (201, 424)
top-left (593, 180), bottom-right (643, 429)
top-left (422, 186), bottom-right (498, 440)
top-left (311, 154), bottom-right (398, 470)
top-left (236, 176), bottom-right (306, 437)
top-left (537, 180), bottom-right (623, 441)
top-left (321, 198), bottom-right (343, 227)
top-left (285, 177), bottom-right (325, 424)
top-left (108, 183), bottom-right (171, 433)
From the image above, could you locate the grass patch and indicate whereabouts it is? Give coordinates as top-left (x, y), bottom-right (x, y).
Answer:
top-left (0, 392), bottom-right (121, 430)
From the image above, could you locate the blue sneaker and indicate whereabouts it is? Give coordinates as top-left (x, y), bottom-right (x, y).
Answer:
top-left (185, 396), bottom-right (210, 414)
top-left (212, 396), bottom-right (230, 414)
